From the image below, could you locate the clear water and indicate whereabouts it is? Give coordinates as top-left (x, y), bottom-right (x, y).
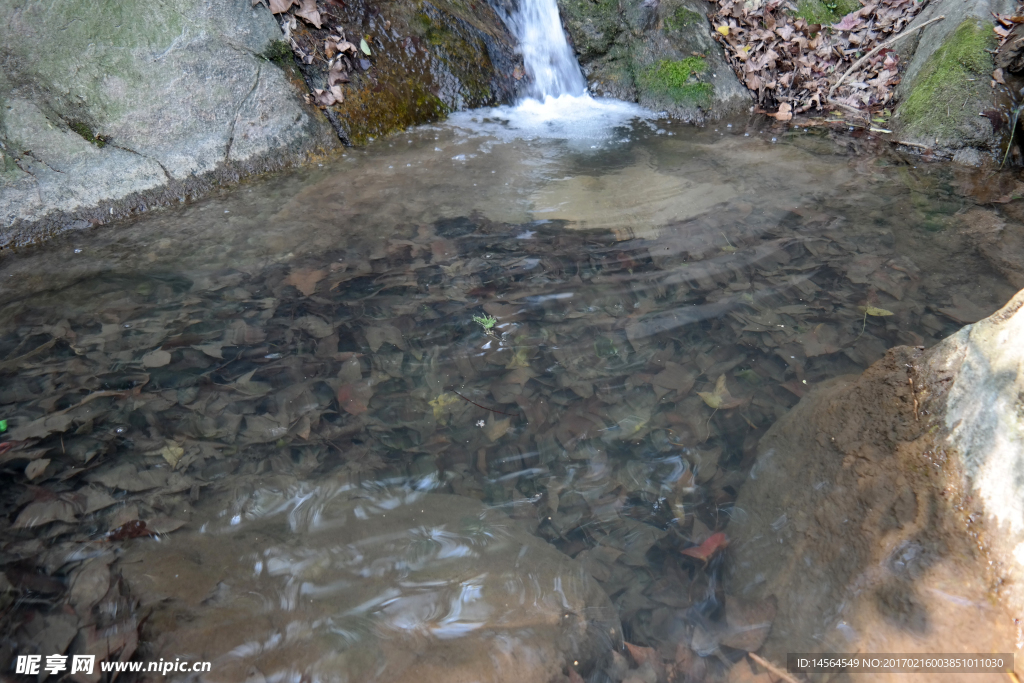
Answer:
top-left (0, 113), bottom-right (1018, 681)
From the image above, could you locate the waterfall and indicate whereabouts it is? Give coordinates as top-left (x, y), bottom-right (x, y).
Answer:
top-left (449, 0), bottom-right (648, 144)
top-left (507, 0), bottom-right (587, 99)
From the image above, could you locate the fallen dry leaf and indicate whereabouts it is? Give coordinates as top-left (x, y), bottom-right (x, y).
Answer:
top-left (365, 325), bottom-right (406, 351)
top-left (858, 305), bottom-right (894, 317)
top-left (25, 458), bottom-right (50, 480)
top-left (14, 499), bottom-right (78, 528)
top-left (294, 315), bottom-right (334, 339)
top-left (108, 520), bottom-right (153, 541)
top-left (337, 379), bottom-right (374, 415)
top-left (142, 349), bottom-right (171, 368)
top-left (159, 441), bottom-right (184, 468)
top-left (721, 595), bottom-right (778, 651)
top-left (769, 102), bottom-right (792, 121)
top-left (697, 374), bottom-right (744, 410)
top-left (294, 0), bottom-right (321, 27)
top-left (624, 642), bottom-right (658, 668)
top-left (483, 415), bottom-right (511, 442)
top-left (681, 531), bottom-right (729, 562)
top-left (284, 268), bottom-right (325, 296)
top-left (269, 0), bottom-right (296, 12)
top-left (429, 392), bottom-right (460, 423)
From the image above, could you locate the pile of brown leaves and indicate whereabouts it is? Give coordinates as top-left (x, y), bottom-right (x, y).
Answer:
top-left (994, 12), bottom-right (1024, 83)
top-left (257, 0), bottom-right (370, 108)
top-left (710, 0), bottom-right (925, 117)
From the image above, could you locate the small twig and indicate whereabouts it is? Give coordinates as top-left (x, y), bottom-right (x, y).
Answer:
top-left (825, 97), bottom-right (871, 121)
top-left (704, 407), bottom-right (719, 442)
top-left (892, 139), bottom-right (932, 149)
top-left (829, 15), bottom-right (946, 100)
top-left (0, 338), bottom-right (58, 372)
top-left (1001, 103), bottom-right (1023, 168)
top-left (909, 376), bottom-right (919, 421)
top-left (452, 390), bottom-right (519, 416)
top-left (748, 652), bottom-right (804, 683)
top-left (856, 310), bottom-right (868, 339)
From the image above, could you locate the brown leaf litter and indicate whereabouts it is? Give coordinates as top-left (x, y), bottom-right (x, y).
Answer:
top-left (710, 0), bottom-right (927, 119)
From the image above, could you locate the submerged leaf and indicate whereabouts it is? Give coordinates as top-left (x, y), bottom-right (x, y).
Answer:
top-left (697, 374), bottom-right (743, 410)
top-left (294, 315), bottom-right (334, 339)
top-left (284, 268), bottom-right (325, 296)
top-left (142, 349), bottom-right (172, 368)
top-left (858, 305), bottom-right (894, 316)
top-left (14, 499), bottom-right (78, 528)
top-left (483, 416), bottom-right (511, 442)
top-left (681, 531), bottom-right (729, 561)
top-left (429, 392), bottom-right (460, 423)
top-left (338, 379), bottom-right (375, 415)
top-left (159, 441), bottom-right (184, 468)
top-left (721, 595), bottom-right (778, 652)
top-left (25, 458), bottom-right (50, 480)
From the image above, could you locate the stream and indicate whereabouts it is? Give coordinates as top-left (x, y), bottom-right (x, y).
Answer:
top-left (1, 0), bottom-right (1021, 680)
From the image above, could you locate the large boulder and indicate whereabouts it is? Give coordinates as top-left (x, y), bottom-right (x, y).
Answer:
top-left (557, 0), bottom-right (750, 120)
top-left (0, 0), bottom-right (339, 246)
top-left (726, 289), bottom-right (1024, 679)
top-left (118, 484), bottom-right (621, 683)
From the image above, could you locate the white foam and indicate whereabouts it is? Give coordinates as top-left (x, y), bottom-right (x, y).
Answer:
top-left (448, 94), bottom-right (652, 148)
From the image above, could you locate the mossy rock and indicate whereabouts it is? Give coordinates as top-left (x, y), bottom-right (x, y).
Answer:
top-left (261, 39), bottom-right (294, 65)
top-left (637, 57), bottom-right (714, 107)
top-left (896, 18), bottom-right (996, 145)
top-left (67, 121), bottom-right (108, 148)
top-left (309, 0), bottom-right (519, 145)
top-left (663, 5), bottom-right (705, 32)
top-left (560, 0), bottom-right (750, 120)
top-left (557, 0), bottom-right (622, 59)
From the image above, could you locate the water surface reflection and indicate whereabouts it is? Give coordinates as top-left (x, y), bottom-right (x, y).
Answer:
top-left (0, 117), bottom-right (1018, 681)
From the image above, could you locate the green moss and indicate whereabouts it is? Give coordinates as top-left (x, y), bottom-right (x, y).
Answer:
top-left (663, 6), bottom-right (704, 32)
top-left (898, 19), bottom-right (995, 139)
top-left (637, 58), bottom-right (713, 107)
top-left (413, 9), bottom-right (494, 105)
top-left (794, 0), bottom-right (859, 25)
top-left (68, 121), bottom-right (107, 148)
top-left (261, 40), bottom-right (294, 65)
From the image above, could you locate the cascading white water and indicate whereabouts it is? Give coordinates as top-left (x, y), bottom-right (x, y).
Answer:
top-left (449, 0), bottom-right (649, 144)
top-left (507, 0), bottom-right (587, 99)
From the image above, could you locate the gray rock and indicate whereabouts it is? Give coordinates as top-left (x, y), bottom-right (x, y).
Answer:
top-left (932, 288), bottom-right (1024, 608)
top-left (119, 484), bottom-right (621, 683)
top-left (725, 290), bottom-right (1024, 672)
top-left (557, 0), bottom-right (749, 120)
top-left (0, 0), bottom-right (523, 247)
top-left (0, 0), bottom-right (339, 247)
